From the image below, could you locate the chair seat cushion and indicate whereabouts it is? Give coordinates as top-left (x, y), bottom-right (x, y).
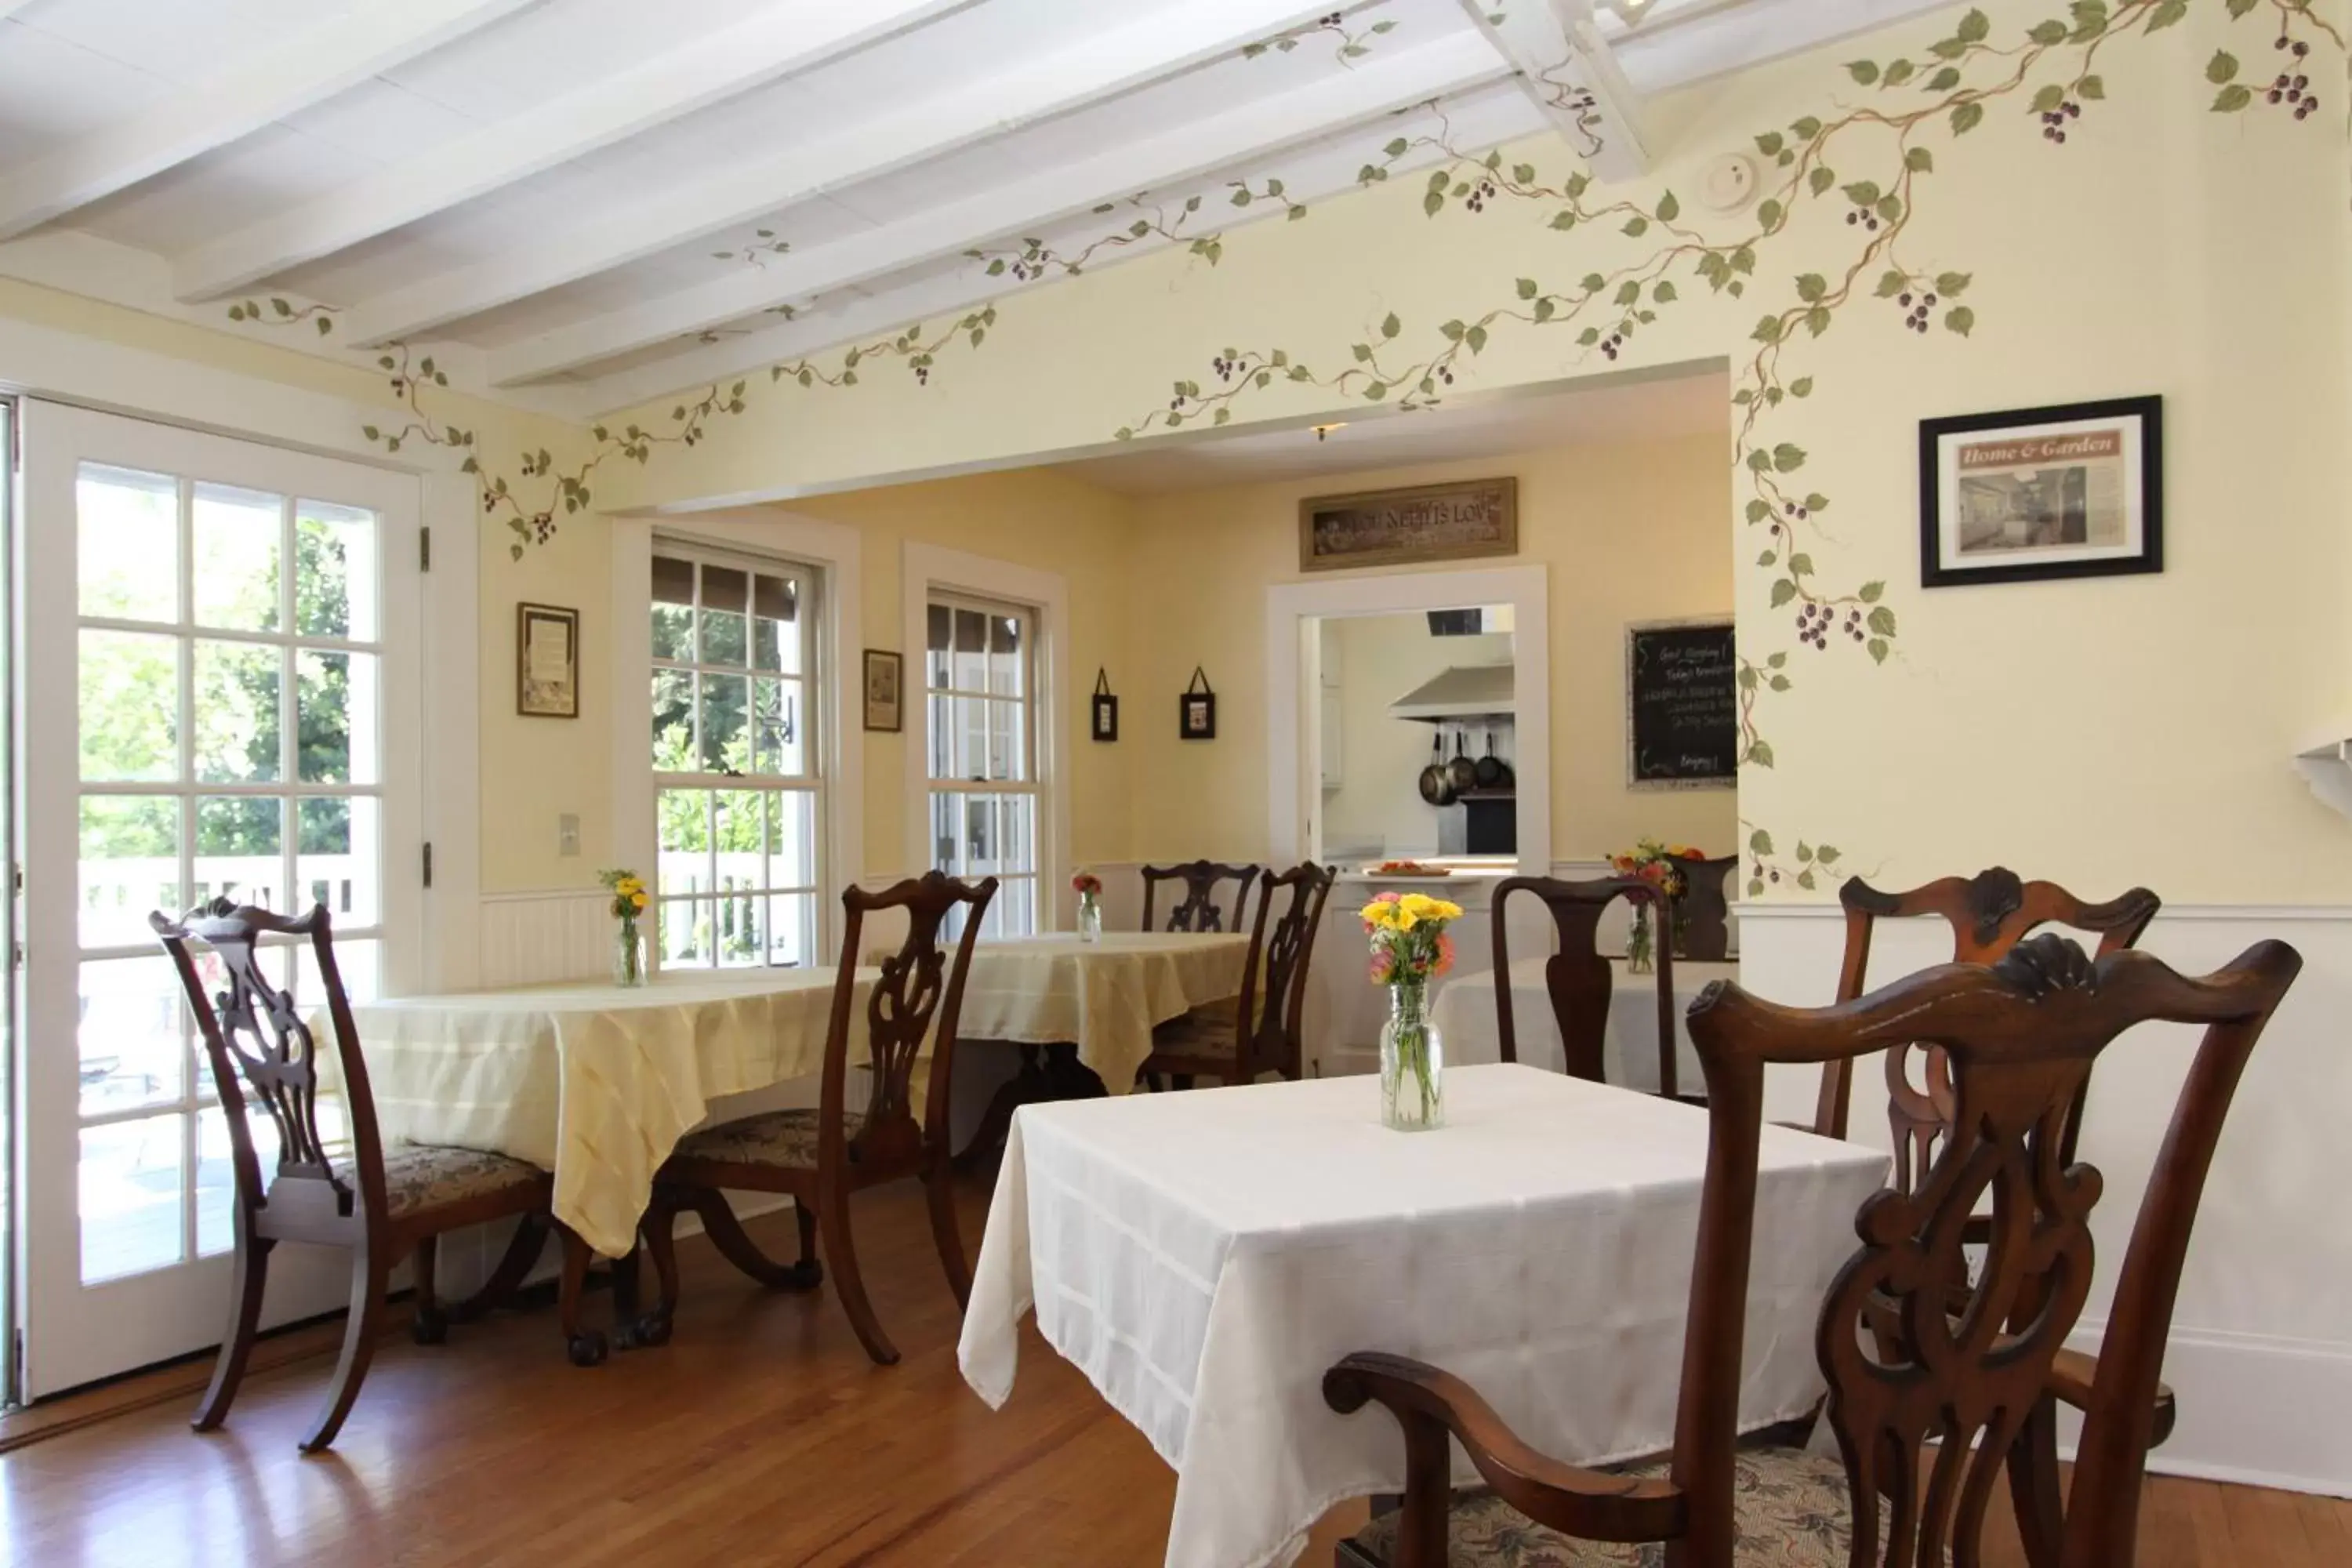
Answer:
top-left (337, 1145), bottom-right (543, 1220)
top-left (672, 1108), bottom-right (866, 1169)
top-left (1151, 1004), bottom-right (1241, 1058)
top-left (1350, 1447), bottom-right (1867, 1567)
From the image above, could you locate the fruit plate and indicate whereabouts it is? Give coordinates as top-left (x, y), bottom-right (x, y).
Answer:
top-left (1365, 862), bottom-right (1456, 880)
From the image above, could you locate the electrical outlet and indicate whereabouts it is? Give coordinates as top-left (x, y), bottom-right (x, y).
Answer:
top-left (557, 813), bottom-right (581, 857)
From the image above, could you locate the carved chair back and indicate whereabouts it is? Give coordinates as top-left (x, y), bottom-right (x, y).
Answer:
top-left (150, 900), bottom-right (386, 1224)
top-left (1818, 868), bottom-right (2161, 1180)
top-left (1673, 855), bottom-right (1740, 964)
top-left (1671, 935), bottom-right (2296, 1568)
top-left (1141, 859), bottom-right (1262, 934)
top-left (1491, 875), bottom-right (1679, 1097)
top-left (1231, 862), bottom-right (1334, 1081)
top-left (819, 871), bottom-right (996, 1168)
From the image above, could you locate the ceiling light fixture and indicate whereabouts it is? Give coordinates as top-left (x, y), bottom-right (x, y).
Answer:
top-left (1609, 0), bottom-right (1659, 25)
top-left (1312, 423), bottom-right (1348, 441)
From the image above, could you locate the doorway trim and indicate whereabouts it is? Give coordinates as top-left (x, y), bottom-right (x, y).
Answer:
top-left (1265, 564), bottom-right (1550, 873)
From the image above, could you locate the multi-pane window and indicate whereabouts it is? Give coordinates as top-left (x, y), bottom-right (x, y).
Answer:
top-left (73, 465), bottom-right (383, 1282)
top-left (926, 593), bottom-right (1038, 936)
top-left (650, 544), bottom-right (822, 969)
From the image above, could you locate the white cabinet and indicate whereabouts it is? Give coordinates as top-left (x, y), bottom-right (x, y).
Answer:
top-left (1317, 619), bottom-right (1344, 789)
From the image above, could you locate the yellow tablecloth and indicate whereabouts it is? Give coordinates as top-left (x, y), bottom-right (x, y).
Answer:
top-left (958, 933), bottom-right (1250, 1093)
top-left (332, 967), bottom-right (873, 1257)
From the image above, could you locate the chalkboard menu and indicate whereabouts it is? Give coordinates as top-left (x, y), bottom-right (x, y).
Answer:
top-left (1625, 621), bottom-right (1737, 789)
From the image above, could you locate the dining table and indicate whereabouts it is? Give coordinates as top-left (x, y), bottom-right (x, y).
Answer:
top-left (959, 1063), bottom-right (1888, 1568)
top-left (333, 966), bottom-right (874, 1258)
top-left (1429, 955), bottom-right (1739, 1093)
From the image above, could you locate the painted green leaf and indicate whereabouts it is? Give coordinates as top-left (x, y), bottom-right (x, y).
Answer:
top-left (1810, 166), bottom-right (1836, 197)
top-left (1534, 298), bottom-right (1555, 322)
top-left (1424, 191), bottom-right (1446, 216)
top-left (1738, 664), bottom-right (1759, 689)
top-left (1867, 637), bottom-right (1889, 664)
top-left (1796, 273), bottom-right (1828, 303)
top-left (1757, 550), bottom-right (1777, 567)
top-left (1767, 652), bottom-right (1787, 668)
top-left (1749, 878), bottom-right (1767, 897)
top-left (2212, 84), bottom-right (2253, 113)
top-left (1752, 316), bottom-right (1783, 344)
top-left (1876, 270), bottom-right (1909, 297)
top-left (1804, 493), bottom-right (1829, 512)
top-left (2031, 84), bottom-right (2067, 114)
top-left (1440, 320), bottom-right (1466, 341)
top-left (1755, 132), bottom-right (1785, 156)
top-left (1773, 443), bottom-right (1806, 472)
top-left (1551, 210), bottom-right (1578, 230)
top-left (2206, 50), bottom-right (2239, 85)
top-left (1952, 101), bottom-right (1985, 134)
top-left (2030, 20), bottom-right (2068, 45)
top-left (1877, 196), bottom-right (1904, 222)
top-left (1790, 116), bottom-right (1823, 138)
top-left (1928, 66), bottom-right (1962, 91)
top-left (1615, 280), bottom-right (1642, 307)
top-left (1859, 580), bottom-right (1885, 603)
top-left (1623, 216), bottom-right (1650, 238)
top-left (1936, 271), bottom-right (1973, 296)
top-left (1653, 281), bottom-right (1677, 303)
top-left (2147, 0), bottom-right (2188, 29)
top-left (1381, 312), bottom-right (1402, 339)
top-left (1788, 553), bottom-right (1814, 575)
top-left (1846, 60), bottom-right (1880, 85)
top-left (1365, 382), bottom-right (1388, 401)
top-left (1516, 278), bottom-right (1539, 300)
top-left (1945, 305), bottom-right (1977, 336)
top-left (1756, 199), bottom-right (1784, 230)
top-left (1790, 377), bottom-right (1813, 397)
top-left (1957, 8), bottom-right (1991, 42)
top-left (1513, 163), bottom-right (1537, 183)
top-left (1796, 841), bottom-right (1815, 863)
top-left (2078, 74), bottom-right (2105, 100)
top-left (1465, 325), bottom-right (1489, 353)
top-left (1806, 307), bottom-right (1832, 338)
top-left (1657, 191), bottom-right (1680, 222)
top-left (1748, 740), bottom-right (1775, 768)
top-left (1906, 147), bottom-right (1935, 173)
top-left (1578, 327), bottom-right (1602, 347)
top-left (1883, 60), bottom-right (1915, 86)
top-left (1769, 580), bottom-right (1798, 608)
top-left (1817, 846), bottom-right (1842, 865)
top-left (1842, 180), bottom-right (1881, 206)
top-left (1868, 606), bottom-right (1898, 636)
top-left (1797, 869), bottom-right (1817, 891)
top-left (1769, 675), bottom-right (1791, 691)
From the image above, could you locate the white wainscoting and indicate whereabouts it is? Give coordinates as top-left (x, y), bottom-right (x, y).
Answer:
top-left (477, 890), bottom-right (615, 988)
top-left (1737, 900), bottom-right (2352, 1498)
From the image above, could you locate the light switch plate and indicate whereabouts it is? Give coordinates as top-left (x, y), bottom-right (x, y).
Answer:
top-left (557, 813), bottom-right (581, 857)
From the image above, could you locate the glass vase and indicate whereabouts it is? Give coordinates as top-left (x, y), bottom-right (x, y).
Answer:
top-left (1077, 892), bottom-right (1102, 943)
top-left (1626, 906), bottom-right (1655, 975)
top-left (1379, 981), bottom-right (1445, 1131)
top-left (613, 920), bottom-right (647, 988)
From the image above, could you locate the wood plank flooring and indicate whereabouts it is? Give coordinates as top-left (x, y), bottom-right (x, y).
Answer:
top-left (1, 1174), bottom-right (2343, 1566)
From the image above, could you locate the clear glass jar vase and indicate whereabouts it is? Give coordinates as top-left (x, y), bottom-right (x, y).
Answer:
top-left (1077, 891), bottom-right (1102, 943)
top-left (1379, 980), bottom-right (1445, 1131)
top-left (1626, 905), bottom-right (1655, 975)
top-left (613, 920), bottom-right (647, 987)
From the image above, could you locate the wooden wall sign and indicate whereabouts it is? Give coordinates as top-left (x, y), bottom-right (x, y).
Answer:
top-left (1625, 620), bottom-right (1737, 789)
top-left (1178, 667), bottom-right (1217, 740)
top-left (1091, 669), bottom-right (1120, 742)
top-left (1298, 477), bottom-right (1518, 573)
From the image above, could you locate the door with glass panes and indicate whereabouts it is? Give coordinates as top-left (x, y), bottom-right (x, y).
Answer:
top-left (16, 401), bottom-right (421, 1398)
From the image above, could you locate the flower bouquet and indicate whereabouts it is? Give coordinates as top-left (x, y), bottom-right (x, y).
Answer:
top-left (1072, 871), bottom-right (1103, 942)
top-left (601, 868), bottom-right (651, 986)
top-left (1361, 890), bottom-right (1465, 1131)
top-left (1606, 839), bottom-right (1706, 973)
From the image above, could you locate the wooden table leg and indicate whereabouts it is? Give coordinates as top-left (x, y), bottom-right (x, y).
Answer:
top-left (956, 1043), bottom-right (1051, 1171)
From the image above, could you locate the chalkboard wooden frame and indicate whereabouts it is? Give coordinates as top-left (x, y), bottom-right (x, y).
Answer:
top-left (1624, 618), bottom-right (1737, 792)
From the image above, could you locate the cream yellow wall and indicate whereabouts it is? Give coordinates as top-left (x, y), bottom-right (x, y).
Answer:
top-left (0, 276), bottom-right (601, 897)
top-left (1120, 434), bottom-right (1734, 865)
top-left (591, 0), bottom-right (2352, 904)
top-left (756, 466), bottom-right (1139, 876)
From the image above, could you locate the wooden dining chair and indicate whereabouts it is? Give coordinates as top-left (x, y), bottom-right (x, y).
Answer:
top-left (152, 900), bottom-right (559, 1453)
top-left (1490, 875), bottom-right (1681, 1098)
top-left (1672, 855), bottom-right (1740, 963)
top-left (1141, 858), bottom-right (1263, 934)
top-left (1326, 931), bottom-right (2301, 1568)
top-left (1142, 862), bottom-right (1334, 1087)
top-left (638, 870), bottom-right (996, 1367)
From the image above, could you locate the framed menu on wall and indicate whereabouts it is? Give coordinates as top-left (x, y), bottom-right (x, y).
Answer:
top-left (1625, 619), bottom-right (1737, 789)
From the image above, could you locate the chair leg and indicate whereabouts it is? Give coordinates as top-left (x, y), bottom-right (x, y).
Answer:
top-left (817, 1178), bottom-right (897, 1366)
top-left (191, 1229), bottom-right (274, 1433)
top-left (409, 1235), bottom-right (448, 1345)
top-left (300, 1245), bottom-right (388, 1454)
top-left (554, 1224), bottom-right (608, 1368)
top-left (923, 1162), bottom-right (971, 1309)
top-left (2006, 1395), bottom-right (2066, 1568)
top-left (695, 1189), bottom-right (821, 1290)
top-left (619, 1189), bottom-right (680, 1349)
top-left (793, 1198), bottom-right (820, 1279)
top-left (445, 1211), bottom-right (549, 1323)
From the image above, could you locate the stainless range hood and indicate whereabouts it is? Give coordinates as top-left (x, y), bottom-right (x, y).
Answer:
top-left (1387, 663), bottom-right (1515, 722)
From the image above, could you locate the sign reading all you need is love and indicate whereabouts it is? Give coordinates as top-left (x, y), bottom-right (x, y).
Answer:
top-left (1627, 620), bottom-right (1737, 789)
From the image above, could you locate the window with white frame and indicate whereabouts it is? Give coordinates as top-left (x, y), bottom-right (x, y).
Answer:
top-left (648, 543), bottom-right (823, 969)
top-left (925, 593), bottom-right (1038, 936)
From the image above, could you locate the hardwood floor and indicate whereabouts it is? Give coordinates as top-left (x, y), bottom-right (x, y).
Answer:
top-left (2, 1174), bottom-right (2344, 1566)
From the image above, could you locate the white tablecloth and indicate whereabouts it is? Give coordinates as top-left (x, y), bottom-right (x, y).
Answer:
top-left (958, 932), bottom-right (1250, 1093)
top-left (959, 1065), bottom-right (1886, 1568)
top-left (1429, 958), bottom-right (1738, 1092)
top-left (337, 967), bottom-right (872, 1257)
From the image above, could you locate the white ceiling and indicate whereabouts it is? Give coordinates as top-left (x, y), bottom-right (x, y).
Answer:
top-left (0, 0), bottom-right (1947, 422)
top-left (1057, 360), bottom-right (1729, 494)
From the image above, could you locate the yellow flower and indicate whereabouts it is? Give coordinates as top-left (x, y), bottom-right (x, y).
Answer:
top-left (630, 892), bottom-right (648, 910)
top-left (1430, 898), bottom-right (1464, 922)
top-left (1397, 892), bottom-right (1439, 920)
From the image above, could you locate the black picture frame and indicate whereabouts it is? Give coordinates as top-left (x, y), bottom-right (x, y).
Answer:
top-left (1919, 394), bottom-right (2163, 588)
top-left (1091, 669), bottom-right (1119, 742)
top-left (1178, 666), bottom-right (1217, 741)
top-left (517, 602), bottom-right (579, 719)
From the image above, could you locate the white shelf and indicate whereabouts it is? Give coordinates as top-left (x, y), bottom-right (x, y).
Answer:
top-left (2293, 736), bottom-right (2352, 821)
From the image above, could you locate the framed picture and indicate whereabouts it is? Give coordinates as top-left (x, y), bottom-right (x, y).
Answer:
top-left (1920, 396), bottom-right (2162, 587)
top-left (517, 603), bottom-right (579, 718)
top-left (1298, 477), bottom-right (1517, 573)
top-left (862, 649), bottom-right (903, 733)
top-left (1179, 666), bottom-right (1217, 741)
top-left (1091, 670), bottom-right (1119, 742)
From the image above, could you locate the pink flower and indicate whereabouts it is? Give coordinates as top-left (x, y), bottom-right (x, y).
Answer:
top-left (1434, 933), bottom-right (1456, 976)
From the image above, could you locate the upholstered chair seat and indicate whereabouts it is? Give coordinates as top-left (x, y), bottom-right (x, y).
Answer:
top-left (672, 1109), bottom-right (868, 1170)
top-left (331, 1144), bottom-right (546, 1220)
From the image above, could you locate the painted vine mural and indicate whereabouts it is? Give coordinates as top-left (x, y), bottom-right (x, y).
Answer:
top-left (225, 0), bottom-right (2344, 895)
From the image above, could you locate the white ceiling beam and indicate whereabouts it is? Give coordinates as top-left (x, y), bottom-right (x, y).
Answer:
top-left (578, 84), bottom-right (1546, 414)
top-left (1609, 0), bottom-right (1954, 93)
top-left (492, 32), bottom-right (1509, 387)
top-left (0, 0), bottom-right (539, 243)
top-left (342, 0), bottom-right (1352, 347)
top-left (0, 2), bottom-right (44, 21)
top-left (170, 0), bottom-right (975, 302)
top-left (1457, 0), bottom-right (1647, 181)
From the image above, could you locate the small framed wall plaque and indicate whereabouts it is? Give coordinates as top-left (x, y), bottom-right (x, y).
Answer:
top-left (1920, 395), bottom-right (2163, 588)
top-left (862, 648), bottom-right (904, 733)
top-left (1091, 670), bottom-right (1120, 742)
top-left (1178, 666), bottom-right (1217, 741)
top-left (517, 603), bottom-right (579, 719)
top-left (1298, 477), bottom-right (1518, 573)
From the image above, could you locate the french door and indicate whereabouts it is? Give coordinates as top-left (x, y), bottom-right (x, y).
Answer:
top-left (15, 401), bottom-right (422, 1398)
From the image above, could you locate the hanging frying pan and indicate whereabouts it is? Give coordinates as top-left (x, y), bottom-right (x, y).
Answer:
top-left (1447, 727), bottom-right (1479, 794)
top-left (1474, 728), bottom-right (1513, 790)
top-left (1417, 732), bottom-right (1456, 805)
